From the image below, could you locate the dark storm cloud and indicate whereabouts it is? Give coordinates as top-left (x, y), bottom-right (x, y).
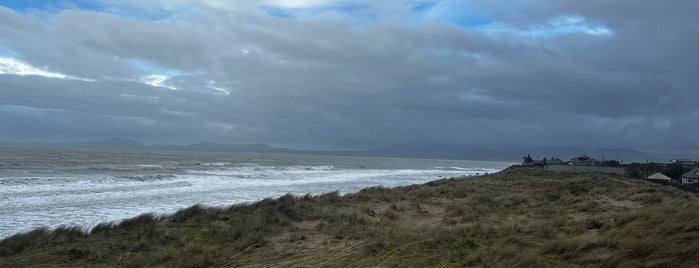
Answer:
top-left (0, 1), bottom-right (697, 151)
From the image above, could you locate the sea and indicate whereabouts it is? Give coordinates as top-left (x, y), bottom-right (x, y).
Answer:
top-left (0, 146), bottom-right (511, 238)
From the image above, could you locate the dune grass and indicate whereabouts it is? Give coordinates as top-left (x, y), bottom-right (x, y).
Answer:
top-left (2, 167), bottom-right (699, 267)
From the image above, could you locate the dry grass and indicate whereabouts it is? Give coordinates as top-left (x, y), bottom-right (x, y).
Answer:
top-left (2, 167), bottom-right (699, 267)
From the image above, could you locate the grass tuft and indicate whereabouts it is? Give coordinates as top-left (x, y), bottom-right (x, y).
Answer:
top-left (2, 167), bottom-right (699, 267)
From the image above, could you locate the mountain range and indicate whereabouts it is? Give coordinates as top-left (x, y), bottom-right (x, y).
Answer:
top-left (1, 138), bottom-right (696, 163)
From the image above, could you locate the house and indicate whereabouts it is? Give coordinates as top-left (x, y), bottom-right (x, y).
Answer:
top-left (646, 172), bottom-right (671, 181)
top-left (522, 154), bottom-right (546, 167)
top-left (670, 159), bottom-right (698, 166)
top-left (546, 158), bottom-right (566, 165)
top-left (569, 155), bottom-right (597, 166)
top-left (681, 168), bottom-right (699, 184)
top-left (546, 164), bottom-right (625, 175)
top-left (522, 154), bottom-right (535, 165)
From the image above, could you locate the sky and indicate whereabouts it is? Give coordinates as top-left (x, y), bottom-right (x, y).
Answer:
top-left (0, 0), bottom-right (697, 151)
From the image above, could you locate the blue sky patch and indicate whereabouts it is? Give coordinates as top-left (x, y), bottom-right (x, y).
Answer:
top-left (130, 59), bottom-right (182, 76)
top-left (1, 1), bottom-right (172, 21)
top-left (412, 1), bottom-right (494, 28)
top-left (262, 7), bottom-right (296, 19)
top-left (0, 46), bottom-right (20, 58)
top-left (2, 0), bottom-right (102, 13)
top-left (334, 2), bottom-right (370, 15)
top-left (413, 2), bottom-right (438, 16)
top-left (447, 12), bottom-right (493, 28)
top-left (262, 2), bottom-right (373, 20)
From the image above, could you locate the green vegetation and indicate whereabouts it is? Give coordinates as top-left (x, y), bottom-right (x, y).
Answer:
top-left (2, 167), bottom-right (699, 267)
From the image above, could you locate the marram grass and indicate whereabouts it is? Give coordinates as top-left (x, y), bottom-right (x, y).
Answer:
top-left (2, 167), bottom-right (699, 267)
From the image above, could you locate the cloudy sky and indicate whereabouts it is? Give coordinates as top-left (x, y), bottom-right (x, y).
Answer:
top-left (0, 0), bottom-right (696, 151)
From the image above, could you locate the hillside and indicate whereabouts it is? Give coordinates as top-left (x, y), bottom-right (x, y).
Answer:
top-left (2, 168), bottom-right (699, 267)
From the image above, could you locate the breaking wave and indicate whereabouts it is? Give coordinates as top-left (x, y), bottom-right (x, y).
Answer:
top-left (0, 151), bottom-right (509, 238)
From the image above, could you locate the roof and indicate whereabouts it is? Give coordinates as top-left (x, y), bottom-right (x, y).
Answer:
top-left (647, 172), bottom-right (671, 180)
top-left (547, 158), bottom-right (566, 165)
top-left (572, 155), bottom-right (593, 161)
top-left (682, 168), bottom-right (699, 179)
top-left (671, 159), bottom-right (694, 162)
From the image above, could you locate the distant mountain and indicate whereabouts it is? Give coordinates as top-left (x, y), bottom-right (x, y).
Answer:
top-left (0, 139), bottom-right (279, 153)
top-left (646, 152), bottom-right (699, 163)
top-left (182, 142), bottom-right (278, 152)
top-left (360, 145), bottom-right (684, 164)
top-left (509, 146), bottom-right (663, 164)
top-left (364, 146), bottom-right (521, 161)
top-left (368, 145), bottom-right (447, 158)
top-left (461, 149), bottom-right (522, 162)
top-left (515, 146), bottom-right (586, 161)
top-left (58, 138), bottom-right (144, 149)
top-left (590, 148), bottom-right (651, 163)
top-left (2, 138), bottom-right (695, 163)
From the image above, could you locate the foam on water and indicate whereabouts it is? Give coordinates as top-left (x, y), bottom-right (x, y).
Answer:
top-left (0, 148), bottom-right (511, 238)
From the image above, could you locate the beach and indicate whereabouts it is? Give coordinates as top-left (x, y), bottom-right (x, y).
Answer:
top-left (0, 146), bottom-right (508, 239)
top-left (3, 166), bottom-right (699, 267)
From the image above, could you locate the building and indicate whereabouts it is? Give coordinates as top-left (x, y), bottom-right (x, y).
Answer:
top-left (522, 154), bottom-right (567, 166)
top-left (681, 168), bottom-right (699, 184)
top-left (522, 154), bottom-right (535, 165)
top-left (646, 172), bottom-right (671, 181)
top-left (670, 159), bottom-right (698, 166)
top-left (521, 154), bottom-right (545, 167)
top-left (569, 155), bottom-right (597, 166)
top-left (546, 158), bottom-right (566, 165)
top-left (545, 165), bottom-right (625, 175)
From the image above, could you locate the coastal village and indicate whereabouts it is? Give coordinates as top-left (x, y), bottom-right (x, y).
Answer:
top-left (522, 154), bottom-right (699, 190)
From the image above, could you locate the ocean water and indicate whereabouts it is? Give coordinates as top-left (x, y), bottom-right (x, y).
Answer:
top-left (0, 146), bottom-right (511, 238)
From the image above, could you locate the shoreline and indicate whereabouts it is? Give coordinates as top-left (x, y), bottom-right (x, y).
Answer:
top-left (0, 165), bottom-right (505, 240)
top-left (3, 167), bottom-right (699, 267)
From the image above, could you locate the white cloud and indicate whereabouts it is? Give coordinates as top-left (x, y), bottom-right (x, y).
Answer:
top-left (525, 15), bottom-right (614, 37)
top-left (0, 0), bottom-right (696, 150)
top-left (0, 57), bottom-right (69, 79)
top-left (207, 81), bottom-right (230, 95)
top-left (477, 15), bottom-right (613, 37)
top-left (142, 74), bottom-right (176, 90)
